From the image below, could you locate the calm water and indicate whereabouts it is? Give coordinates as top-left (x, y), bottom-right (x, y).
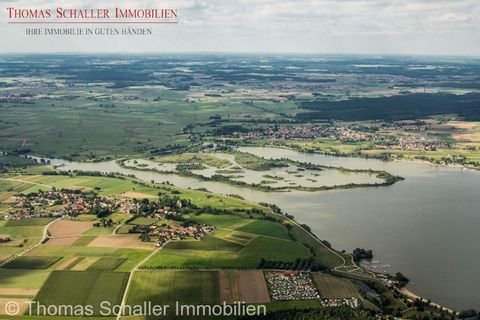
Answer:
top-left (123, 156), bottom-right (382, 188)
top-left (54, 148), bottom-right (480, 310)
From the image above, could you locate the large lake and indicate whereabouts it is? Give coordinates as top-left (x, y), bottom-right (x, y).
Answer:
top-left (52, 147), bottom-right (480, 310)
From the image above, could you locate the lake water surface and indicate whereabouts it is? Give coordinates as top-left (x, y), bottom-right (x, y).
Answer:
top-left (53, 148), bottom-right (480, 310)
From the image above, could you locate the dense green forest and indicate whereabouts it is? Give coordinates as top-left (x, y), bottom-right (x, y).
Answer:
top-left (298, 93), bottom-right (480, 121)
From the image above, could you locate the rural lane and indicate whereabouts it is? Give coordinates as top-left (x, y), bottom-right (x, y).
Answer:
top-left (116, 241), bottom-right (169, 320)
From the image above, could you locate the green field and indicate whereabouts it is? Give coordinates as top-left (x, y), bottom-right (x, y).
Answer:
top-left (0, 269), bottom-right (51, 289)
top-left (116, 224), bottom-right (135, 234)
top-left (127, 270), bottom-right (219, 307)
top-left (87, 257), bottom-right (127, 271)
top-left (0, 80), bottom-right (291, 160)
top-left (313, 273), bottom-right (359, 299)
top-left (164, 235), bottom-right (243, 252)
top-left (0, 179), bottom-right (37, 195)
top-left (0, 223), bottom-right (45, 258)
top-left (129, 217), bottom-right (159, 225)
top-left (22, 245), bottom-right (151, 273)
top-left (288, 224), bottom-right (345, 269)
top-left (33, 270), bottom-right (129, 316)
top-left (0, 220), bottom-right (46, 257)
top-left (72, 236), bottom-right (97, 246)
top-left (0, 225), bottom-right (44, 239)
top-left (232, 151), bottom-right (279, 171)
top-left (82, 226), bottom-right (116, 236)
top-left (187, 214), bottom-right (244, 228)
top-left (62, 257), bottom-right (85, 270)
top-left (2, 256), bottom-right (62, 270)
top-left (145, 236), bottom-right (310, 269)
top-left (234, 220), bottom-right (290, 240)
top-left (4, 218), bottom-right (56, 227)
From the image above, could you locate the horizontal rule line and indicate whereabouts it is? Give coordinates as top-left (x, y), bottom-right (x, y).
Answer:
top-left (7, 21), bottom-right (178, 24)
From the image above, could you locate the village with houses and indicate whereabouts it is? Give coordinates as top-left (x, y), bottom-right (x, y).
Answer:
top-left (1, 187), bottom-right (375, 312)
top-left (222, 122), bottom-right (449, 152)
top-left (1, 188), bottom-right (214, 247)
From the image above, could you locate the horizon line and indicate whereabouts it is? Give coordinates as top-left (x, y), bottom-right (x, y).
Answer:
top-left (0, 51), bottom-right (478, 59)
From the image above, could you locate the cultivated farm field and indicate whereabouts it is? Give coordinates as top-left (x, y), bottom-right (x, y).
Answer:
top-left (2, 256), bottom-right (62, 270)
top-left (33, 270), bottom-right (129, 316)
top-left (87, 257), bottom-right (126, 271)
top-left (313, 273), bottom-right (359, 299)
top-left (126, 270), bottom-right (219, 307)
top-left (145, 235), bottom-right (310, 269)
top-left (219, 270), bottom-right (271, 304)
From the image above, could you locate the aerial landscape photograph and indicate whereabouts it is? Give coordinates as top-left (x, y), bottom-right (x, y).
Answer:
top-left (0, 0), bottom-right (479, 319)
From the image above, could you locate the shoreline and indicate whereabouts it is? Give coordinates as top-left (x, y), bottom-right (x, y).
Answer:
top-left (116, 157), bottom-right (404, 193)
top-left (400, 287), bottom-right (457, 315)
top-left (247, 142), bottom-right (480, 172)
top-left (14, 152), bottom-right (473, 313)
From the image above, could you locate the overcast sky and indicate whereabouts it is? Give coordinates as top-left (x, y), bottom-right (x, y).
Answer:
top-left (1, 0), bottom-right (479, 56)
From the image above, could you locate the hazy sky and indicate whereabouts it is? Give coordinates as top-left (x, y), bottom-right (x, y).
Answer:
top-left (1, 0), bottom-right (479, 55)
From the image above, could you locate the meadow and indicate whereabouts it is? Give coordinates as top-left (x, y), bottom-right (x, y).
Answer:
top-left (22, 245), bottom-right (151, 273)
top-left (187, 214), bottom-right (244, 228)
top-left (312, 273), bottom-right (359, 299)
top-left (0, 269), bottom-right (51, 289)
top-left (288, 224), bottom-right (346, 269)
top-left (4, 218), bottom-right (56, 227)
top-left (0, 218), bottom-right (50, 261)
top-left (2, 256), bottom-right (62, 270)
top-left (33, 270), bottom-right (129, 316)
top-left (144, 235), bottom-right (310, 269)
top-left (234, 220), bottom-right (290, 240)
top-left (87, 257), bottom-right (127, 271)
top-left (164, 234), bottom-right (244, 252)
top-left (126, 270), bottom-right (219, 307)
top-left (0, 74), bottom-right (292, 161)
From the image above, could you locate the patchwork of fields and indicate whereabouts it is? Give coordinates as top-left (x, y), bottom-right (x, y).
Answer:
top-left (143, 217), bottom-right (312, 269)
top-left (0, 173), bottom-right (363, 319)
